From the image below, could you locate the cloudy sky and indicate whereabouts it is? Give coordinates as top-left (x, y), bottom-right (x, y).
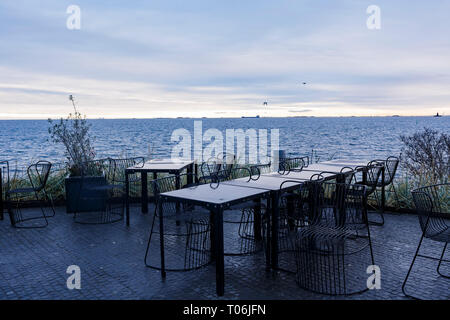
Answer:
top-left (1, 0), bottom-right (449, 119)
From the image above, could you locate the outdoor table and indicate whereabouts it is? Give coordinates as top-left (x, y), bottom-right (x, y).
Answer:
top-left (222, 175), bottom-right (340, 270)
top-left (159, 183), bottom-right (271, 296)
top-left (265, 170), bottom-right (336, 181)
top-left (124, 159), bottom-right (195, 226)
top-left (300, 162), bottom-right (365, 173)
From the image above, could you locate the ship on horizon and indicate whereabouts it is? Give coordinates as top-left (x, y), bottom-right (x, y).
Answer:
top-left (241, 115), bottom-right (260, 119)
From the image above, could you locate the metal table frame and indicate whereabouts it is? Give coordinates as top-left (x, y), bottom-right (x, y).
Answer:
top-left (159, 184), bottom-right (270, 296)
top-left (124, 160), bottom-right (195, 226)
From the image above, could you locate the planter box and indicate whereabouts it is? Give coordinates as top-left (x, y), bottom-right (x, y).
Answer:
top-left (65, 176), bottom-right (107, 213)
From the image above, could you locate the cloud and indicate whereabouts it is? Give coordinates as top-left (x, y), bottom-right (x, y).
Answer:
top-left (0, 0), bottom-right (450, 118)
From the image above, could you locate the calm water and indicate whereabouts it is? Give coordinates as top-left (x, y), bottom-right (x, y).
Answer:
top-left (0, 117), bottom-right (448, 169)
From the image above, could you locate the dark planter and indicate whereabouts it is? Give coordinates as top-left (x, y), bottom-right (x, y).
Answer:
top-left (65, 176), bottom-right (107, 213)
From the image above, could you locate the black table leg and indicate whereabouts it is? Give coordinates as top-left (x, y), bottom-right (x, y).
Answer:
top-left (271, 192), bottom-right (279, 269)
top-left (158, 199), bottom-right (166, 278)
top-left (213, 206), bottom-right (225, 296)
top-left (0, 170), bottom-right (3, 221)
top-left (381, 166), bottom-right (386, 212)
top-left (253, 198), bottom-right (262, 241)
top-left (141, 171), bottom-right (148, 214)
top-left (125, 171), bottom-right (130, 226)
top-left (187, 164), bottom-right (194, 184)
top-left (175, 173), bottom-right (181, 226)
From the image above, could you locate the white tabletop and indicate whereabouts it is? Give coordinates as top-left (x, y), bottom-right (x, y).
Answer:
top-left (160, 183), bottom-right (269, 205)
top-left (222, 175), bottom-right (303, 191)
top-left (301, 162), bottom-right (365, 173)
top-left (265, 170), bottom-right (336, 181)
top-left (321, 159), bottom-right (370, 167)
top-left (127, 159), bottom-right (194, 172)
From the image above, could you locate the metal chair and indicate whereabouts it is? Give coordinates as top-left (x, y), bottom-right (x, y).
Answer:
top-left (110, 157), bottom-right (145, 198)
top-left (72, 159), bottom-right (124, 224)
top-left (262, 174), bottom-right (325, 272)
top-left (278, 157), bottom-right (307, 174)
top-left (6, 161), bottom-right (56, 228)
top-left (249, 163), bottom-right (272, 178)
top-left (293, 182), bottom-right (375, 295)
top-left (208, 167), bottom-right (266, 255)
top-left (371, 156), bottom-right (400, 208)
top-left (200, 153), bottom-right (236, 184)
top-left (355, 162), bottom-right (384, 226)
top-left (402, 183), bottom-right (449, 299)
top-left (0, 160), bottom-right (10, 221)
top-left (144, 173), bottom-right (211, 275)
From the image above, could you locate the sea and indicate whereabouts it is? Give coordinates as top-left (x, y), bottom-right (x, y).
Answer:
top-left (0, 116), bottom-right (448, 169)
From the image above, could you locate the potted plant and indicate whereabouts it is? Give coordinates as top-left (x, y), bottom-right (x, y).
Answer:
top-left (48, 95), bottom-right (105, 213)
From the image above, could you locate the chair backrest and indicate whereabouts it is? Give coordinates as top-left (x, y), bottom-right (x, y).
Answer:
top-left (314, 181), bottom-right (367, 228)
top-left (27, 161), bottom-right (52, 192)
top-left (110, 157), bottom-right (145, 183)
top-left (1, 160), bottom-right (10, 193)
top-left (200, 158), bottom-right (221, 180)
top-left (360, 161), bottom-right (383, 195)
top-left (384, 156), bottom-right (400, 185)
top-left (340, 167), bottom-right (356, 185)
top-left (249, 163), bottom-right (271, 179)
top-left (151, 173), bottom-right (199, 200)
top-left (412, 183), bottom-right (449, 239)
top-left (283, 157), bottom-right (306, 172)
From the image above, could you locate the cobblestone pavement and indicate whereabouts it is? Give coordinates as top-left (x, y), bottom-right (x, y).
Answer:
top-left (0, 205), bottom-right (448, 300)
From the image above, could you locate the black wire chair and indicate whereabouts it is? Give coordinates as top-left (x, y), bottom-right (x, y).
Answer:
top-left (293, 181), bottom-right (375, 295)
top-left (278, 157), bottom-right (307, 175)
top-left (110, 157), bottom-right (145, 198)
top-left (402, 183), bottom-right (449, 299)
top-left (6, 161), bottom-right (56, 228)
top-left (199, 153), bottom-right (236, 184)
top-left (207, 167), bottom-right (266, 255)
top-left (249, 163), bottom-right (272, 178)
top-left (0, 160), bottom-right (10, 221)
top-left (144, 173), bottom-right (211, 274)
top-left (72, 159), bottom-right (124, 224)
top-left (355, 162), bottom-right (384, 226)
top-left (371, 156), bottom-right (400, 208)
top-left (261, 174), bottom-right (326, 272)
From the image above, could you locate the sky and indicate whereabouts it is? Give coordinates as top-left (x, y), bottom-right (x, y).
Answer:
top-left (1, 0), bottom-right (450, 119)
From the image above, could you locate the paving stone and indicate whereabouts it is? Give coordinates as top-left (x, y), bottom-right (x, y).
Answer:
top-left (0, 206), bottom-right (448, 300)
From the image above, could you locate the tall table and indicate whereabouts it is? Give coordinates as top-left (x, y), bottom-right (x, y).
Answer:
top-left (224, 171), bottom-right (351, 270)
top-left (124, 159), bottom-right (195, 226)
top-left (159, 183), bottom-right (270, 296)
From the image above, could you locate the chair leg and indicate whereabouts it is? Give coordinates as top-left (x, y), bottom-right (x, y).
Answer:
top-left (144, 207), bottom-right (158, 267)
top-left (43, 189), bottom-right (56, 218)
top-left (402, 233), bottom-right (426, 300)
top-left (158, 203), bottom-right (166, 278)
top-left (437, 243), bottom-right (449, 279)
top-left (368, 190), bottom-right (384, 226)
top-left (35, 191), bottom-right (49, 228)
